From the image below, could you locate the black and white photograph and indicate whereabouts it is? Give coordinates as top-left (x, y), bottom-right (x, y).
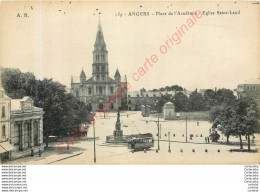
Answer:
top-left (0, 1), bottom-right (259, 166)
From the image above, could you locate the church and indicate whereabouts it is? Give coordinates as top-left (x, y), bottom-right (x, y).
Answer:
top-left (70, 19), bottom-right (127, 111)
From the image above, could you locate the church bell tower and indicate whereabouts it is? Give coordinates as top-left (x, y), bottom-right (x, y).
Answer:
top-left (92, 18), bottom-right (109, 82)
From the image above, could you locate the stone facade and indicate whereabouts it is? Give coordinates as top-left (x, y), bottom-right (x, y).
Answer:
top-left (163, 102), bottom-right (175, 120)
top-left (71, 19), bottom-right (127, 111)
top-left (235, 78), bottom-right (260, 102)
top-left (10, 97), bottom-right (44, 160)
top-left (0, 80), bottom-right (12, 163)
top-left (141, 105), bottom-right (151, 117)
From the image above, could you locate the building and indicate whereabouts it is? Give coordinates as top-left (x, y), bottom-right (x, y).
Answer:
top-left (127, 89), bottom-right (178, 111)
top-left (163, 102), bottom-right (175, 120)
top-left (141, 105), bottom-right (151, 117)
top-left (9, 97), bottom-right (44, 159)
top-left (0, 79), bottom-right (13, 163)
top-left (235, 79), bottom-right (260, 100)
top-left (70, 19), bottom-right (127, 111)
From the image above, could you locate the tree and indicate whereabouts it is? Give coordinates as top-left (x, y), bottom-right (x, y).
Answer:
top-left (1, 68), bottom-right (91, 147)
top-left (210, 105), bottom-right (237, 143)
top-left (189, 91), bottom-right (206, 111)
top-left (215, 88), bottom-right (236, 105)
top-left (204, 89), bottom-right (216, 110)
top-left (1, 68), bottom-right (38, 99)
top-left (210, 97), bottom-right (259, 150)
top-left (233, 97), bottom-right (259, 150)
top-left (173, 92), bottom-right (189, 112)
top-left (155, 94), bottom-right (173, 112)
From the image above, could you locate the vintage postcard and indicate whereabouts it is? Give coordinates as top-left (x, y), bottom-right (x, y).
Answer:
top-left (0, 1), bottom-right (259, 165)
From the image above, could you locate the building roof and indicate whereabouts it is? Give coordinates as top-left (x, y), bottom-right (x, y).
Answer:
top-left (163, 102), bottom-right (175, 109)
top-left (80, 69), bottom-right (86, 79)
top-left (114, 68), bottom-right (121, 77)
top-left (94, 18), bottom-right (106, 51)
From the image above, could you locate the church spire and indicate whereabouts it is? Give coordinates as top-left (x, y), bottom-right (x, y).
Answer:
top-left (94, 17), bottom-right (106, 51)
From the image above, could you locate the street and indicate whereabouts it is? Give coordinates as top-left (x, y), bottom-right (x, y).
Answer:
top-left (6, 111), bottom-right (260, 165)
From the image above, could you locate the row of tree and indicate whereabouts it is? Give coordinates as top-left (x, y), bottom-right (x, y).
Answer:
top-left (209, 97), bottom-right (259, 150)
top-left (154, 88), bottom-right (236, 112)
top-left (1, 68), bottom-right (91, 146)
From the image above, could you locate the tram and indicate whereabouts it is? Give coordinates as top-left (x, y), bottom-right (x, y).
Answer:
top-left (128, 133), bottom-right (154, 151)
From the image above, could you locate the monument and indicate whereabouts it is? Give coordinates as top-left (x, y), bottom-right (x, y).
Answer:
top-left (113, 111), bottom-right (123, 140)
top-left (106, 111), bottom-right (129, 143)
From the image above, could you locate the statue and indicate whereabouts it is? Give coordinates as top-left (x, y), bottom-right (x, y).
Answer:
top-left (117, 110), bottom-right (120, 121)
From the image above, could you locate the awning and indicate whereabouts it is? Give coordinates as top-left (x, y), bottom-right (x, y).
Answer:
top-left (0, 142), bottom-right (15, 153)
top-left (0, 146), bottom-right (6, 154)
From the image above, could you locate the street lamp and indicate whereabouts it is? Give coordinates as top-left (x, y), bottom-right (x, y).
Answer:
top-left (90, 113), bottom-right (96, 163)
top-left (157, 117), bottom-right (160, 151)
top-left (168, 131), bottom-right (171, 153)
top-left (185, 115), bottom-right (188, 142)
top-left (160, 124), bottom-right (161, 139)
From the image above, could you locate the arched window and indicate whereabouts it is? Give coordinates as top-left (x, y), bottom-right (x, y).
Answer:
top-left (2, 106), bottom-right (5, 117)
top-left (88, 88), bottom-right (92, 95)
top-left (101, 55), bottom-right (105, 61)
top-left (96, 55), bottom-right (100, 62)
top-left (2, 125), bottom-right (6, 136)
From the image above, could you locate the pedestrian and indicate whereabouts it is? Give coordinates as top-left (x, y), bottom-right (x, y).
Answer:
top-left (208, 137), bottom-right (210, 143)
top-left (205, 137), bottom-right (207, 143)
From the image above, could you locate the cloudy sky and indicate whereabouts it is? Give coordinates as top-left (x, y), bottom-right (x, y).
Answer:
top-left (1, 1), bottom-right (259, 91)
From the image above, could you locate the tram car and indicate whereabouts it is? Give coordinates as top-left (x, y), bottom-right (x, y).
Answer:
top-left (128, 133), bottom-right (154, 151)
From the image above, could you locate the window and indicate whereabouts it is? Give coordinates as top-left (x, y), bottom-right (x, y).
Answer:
top-left (97, 75), bottom-right (100, 81)
top-left (102, 66), bottom-right (105, 72)
top-left (1, 106), bottom-right (5, 117)
top-left (128, 95), bottom-right (130, 98)
top-left (110, 87), bottom-right (113, 94)
top-left (99, 87), bottom-right (102, 94)
top-left (153, 94), bottom-right (156, 97)
top-left (96, 66), bottom-right (100, 72)
top-left (102, 75), bottom-right (105, 81)
top-left (88, 88), bottom-right (92, 95)
top-left (2, 125), bottom-right (6, 136)
top-left (96, 55), bottom-right (100, 62)
top-left (101, 55), bottom-right (105, 61)
top-left (137, 94), bottom-right (139, 97)
top-left (146, 94), bottom-right (148, 97)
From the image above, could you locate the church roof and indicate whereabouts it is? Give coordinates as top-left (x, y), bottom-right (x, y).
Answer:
top-left (80, 69), bottom-right (86, 79)
top-left (107, 77), bottom-right (117, 83)
top-left (85, 77), bottom-right (94, 83)
top-left (84, 76), bottom-right (117, 84)
top-left (94, 18), bottom-right (106, 51)
top-left (114, 68), bottom-right (121, 77)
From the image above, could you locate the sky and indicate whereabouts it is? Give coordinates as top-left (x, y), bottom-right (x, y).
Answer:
top-left (1, 1), bottom-right (259, 92)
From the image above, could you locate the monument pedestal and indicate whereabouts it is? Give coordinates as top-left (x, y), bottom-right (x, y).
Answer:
top-left (113, 120), bottom-right (123, 141)
top-left (106, 111), bottom-right (127, 143)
